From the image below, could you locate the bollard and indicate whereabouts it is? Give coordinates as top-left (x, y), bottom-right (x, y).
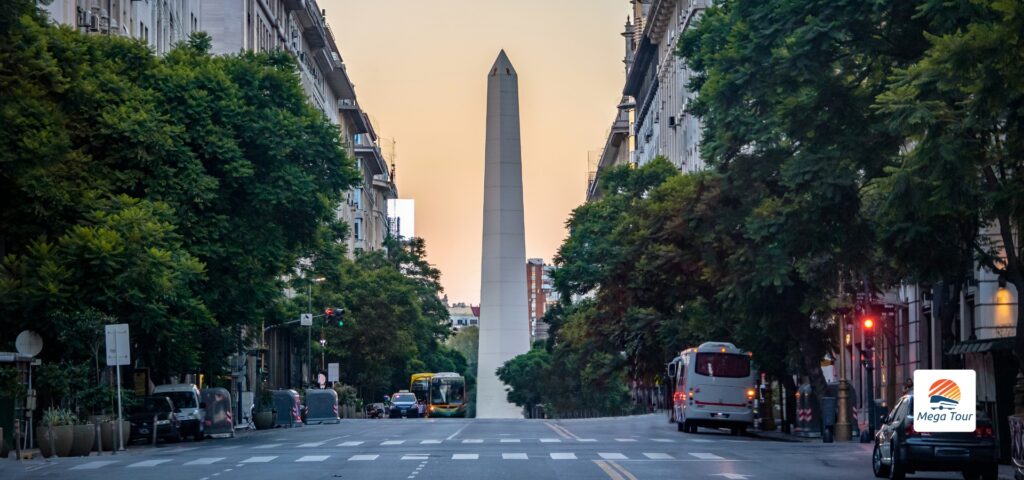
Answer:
top-left (14, 421), bottom-right (22, 461)
top-left (152, 414), bottom-right (159, 447)
top-left (95, 422), bottom-right (103, 455)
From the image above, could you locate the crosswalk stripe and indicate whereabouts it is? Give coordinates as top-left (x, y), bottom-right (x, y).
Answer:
top-left (550, 453), bottom-right (577, 460)
top-left (651, 439), bottom-right (674, 443)
top-left (420, 439), bottom-right (442, 444)
top-left (690, 452), bottom-right (725, 460)
top-left (691, 439), bottom-right (714, 443)
top-left (381, 440), bottom-right (405, 445)
top-left (184, 458), bottom-right (225, 465)
top-left (339, 441), bottom-right (364, 446)
top-left (540, 438), bottom-right (561, 443)
top-left (241, 456), bottom-right (277, 463)
top-left (253, 443), bottom-right (282, 449)
top-left (453, 454), bottom-right (479, 460)
top-left (70, 461), bottom-right (118, 470)
top-left (576, 438), bottom-right (597, 442)
top-left (348, 455), bottom-right (378, 461)
top-left (402, 455), bottom-right (429, 460)
top-left (500, 438), bottom-right (521, 443)
top-left (298, 442), bottom-right (326, 447)
top-left (462, 439), bottom-right (483, 443)
top-left (296, 455), bottom-right (329, 462)
top-left (127, 459), bottom-right (171, 468)
top-left (614, 438), bottom-right (637, 442)
top-left (643, 453), bottom-right (673, 460)
top-left (598, 453), bottom-right (628, 460)
top-left (503, 453), bottom-right (528, 460)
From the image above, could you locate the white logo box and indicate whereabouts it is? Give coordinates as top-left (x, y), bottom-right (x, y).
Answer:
top-left (912, 369), bottom-right (976, 432)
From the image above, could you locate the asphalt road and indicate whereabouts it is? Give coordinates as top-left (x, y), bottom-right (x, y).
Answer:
top-left (0, 414), bottom-right (1010, 479)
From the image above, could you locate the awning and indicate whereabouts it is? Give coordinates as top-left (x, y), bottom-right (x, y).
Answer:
top-left (947, 337), bottom-right (1015, 355)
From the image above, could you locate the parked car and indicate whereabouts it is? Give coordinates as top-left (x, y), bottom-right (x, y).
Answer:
top-left (389, 391), bottom-right (418, 418)
top-left (872, 393), bottom-right (999, 480)
top-left (129, 395), bottom-right (181, 443)
top-left (153, 384), bottom-right (206, 441)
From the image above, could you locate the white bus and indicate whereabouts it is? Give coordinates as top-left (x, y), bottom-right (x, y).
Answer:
top-left (667, 342), bottom-right (757, 435)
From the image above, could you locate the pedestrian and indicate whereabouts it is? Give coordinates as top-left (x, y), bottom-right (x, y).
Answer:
top-left (418, 399), bottom-right (426, 418)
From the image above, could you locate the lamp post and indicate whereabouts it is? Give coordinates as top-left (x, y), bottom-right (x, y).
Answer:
top-left (319, 337), bottom-right (326, 371)
top-left (836, 314), bottom-right (851, 442)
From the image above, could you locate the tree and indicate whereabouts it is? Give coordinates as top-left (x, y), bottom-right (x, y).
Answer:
top-left (496, 346), bottom-right (551, 413)
top-left (873, 0), bottom-right (1024, 373)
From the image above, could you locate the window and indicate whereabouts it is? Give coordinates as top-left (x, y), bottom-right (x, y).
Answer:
top-left (354, 218), bottom-right (363, 240)
top-left (694, 353), bottom-right (750, 378)
top-left (353, 187), bottom-right (363, 209)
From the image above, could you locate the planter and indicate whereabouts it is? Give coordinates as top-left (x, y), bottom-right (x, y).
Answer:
top-left (38, 425), bottom-right (74, 458)
top-left (99, 420), bottom-right (130, 451)
top-left (70, 425), bottom-right (95, 456)
top-left (253, 410), bottom-right (275, 430)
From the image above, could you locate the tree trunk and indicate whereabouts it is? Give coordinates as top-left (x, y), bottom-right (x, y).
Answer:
top-left (780, 374), bottom-right (797, 434)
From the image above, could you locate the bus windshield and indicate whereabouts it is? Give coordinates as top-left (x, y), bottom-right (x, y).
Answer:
top-left (411, 379), bottom-right (430, 402)
top-left (430, 378), bottom-right (465, 405)
top-left (695, 353), bottom-right (750, 378)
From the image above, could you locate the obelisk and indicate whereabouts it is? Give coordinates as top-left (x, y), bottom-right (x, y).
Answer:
top-left (476, 50), bottom-right (530, 419)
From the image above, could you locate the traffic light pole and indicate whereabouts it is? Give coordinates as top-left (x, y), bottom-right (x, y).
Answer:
top-left (862, 353), bottom-right (875, 442)
top-left (836, 317), bottom-right (851, 442)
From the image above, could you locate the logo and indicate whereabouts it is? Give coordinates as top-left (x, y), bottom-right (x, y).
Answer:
top-left (927, 379), bottom-right (961, 410)
top-left (913, 370), bottom-right (975, 432)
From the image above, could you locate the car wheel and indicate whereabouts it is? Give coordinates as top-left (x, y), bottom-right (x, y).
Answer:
top-left (730, 427), bottom-right (740, 436)
top-left (193, 429), bottom-right (204, 442)
top-left (677, 421), bottom-right (685, 432)
top-left (872, 443), bottom-right (890, 477)
top-left (888, 441), bottom-right (905, 480)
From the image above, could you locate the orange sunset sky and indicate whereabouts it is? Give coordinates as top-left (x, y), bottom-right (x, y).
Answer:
top-left (326, 0), bottom-right (632, 303)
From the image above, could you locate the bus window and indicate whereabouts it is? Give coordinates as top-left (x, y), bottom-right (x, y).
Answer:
top-left (695, 353), bottom-right (750, 378)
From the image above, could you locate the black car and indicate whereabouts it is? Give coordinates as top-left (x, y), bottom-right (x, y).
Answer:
top-left (129, 396), bottom-right (182, 443)
top-left (389, 392), bottom-right (419, 418)
top-left (872, 393), bottom-right (998, 480)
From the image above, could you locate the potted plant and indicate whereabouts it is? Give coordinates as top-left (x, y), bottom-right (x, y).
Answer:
top-left (38, 408), bottom-right (76, 457)
top-left (69, 417), bottom-right (95, 457)
top-left (253, 389), bottom-right (275, 430)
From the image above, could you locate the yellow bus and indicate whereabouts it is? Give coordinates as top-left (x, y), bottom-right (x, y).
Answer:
top-left (427, 372), bottom-right (466, 418)
top-left (410, 373), bottom-right (433, 404)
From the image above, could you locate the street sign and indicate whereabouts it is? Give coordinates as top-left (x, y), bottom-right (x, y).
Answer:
top-left (328, 363), bottom-right (339, 382)
top-left (105, 324), bottom-right (130, 366)
top-left (300, 313), bottom-right (313, 326)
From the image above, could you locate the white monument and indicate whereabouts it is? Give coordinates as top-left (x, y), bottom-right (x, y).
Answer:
top-left (476, 50), bottom-right (530, 418)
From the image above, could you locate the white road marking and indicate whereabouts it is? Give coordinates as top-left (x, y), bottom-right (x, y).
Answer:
top-left (348, 454), bottom-right (379, 461)
top-left (156, 447), bottom-right (200, 454)
top-left (550, 453), bottom-right (577, 460)
top-left (651, 439), bottom-right (675, 443)
top-left (452, 454), bottom-right (478, 460)
top-left (690, 452), bottom-right (725, 460)
top-left (253, 443), bottom-right (282, 449)
top-left (712, 474), bottom-right (752, 479)
top-left (215, 446), bottom-right (240, 450)
top-left (643, 453), bottom-right (674, 460)
top-left (127, 460), bottom-right (172, 468)
top-left (690, 438), bottom-right (714, 443)
top-left (420, 440), bottom-right (442, 444)
top-left (614, 438), bottom-right (637, 442)
top-left (598, 453), bottom-right (628, 460)
top-left (382, 440), bottom-right (405, 445)
top-left (299, 436), bottom-right (342, 447)
top-left (70, 461), bottom-right (118, 470)
top-left (446, 424), bottom-right (468, 440)
top-left (500, 438), bottom-right (521, 443)
top-left (240, 456), bottom-right (277, 463)
top-left (339, 441), bottom-right (364, 446)
top-left (462, 439), bottom-right (483, 443)
top-left (576, 438), bottom-right (597, 442)
top-left (402, 455), bottom-right (429, 460)
top-left (540, 438), bottom-right (561, 443)
top-left (184, 458), bottom-right (225, 465)
top-left (296, 455), bottom-right (329, 462)
top-left (503, 453), bottom-right (528, 460)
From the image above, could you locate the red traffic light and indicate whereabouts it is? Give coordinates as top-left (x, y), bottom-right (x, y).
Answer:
top-left (325, 308), bottom-right (334, 316)
top-left (862, 317), bottom-right (875, 330)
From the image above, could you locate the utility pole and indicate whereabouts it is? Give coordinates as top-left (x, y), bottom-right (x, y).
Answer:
top-left (836, 310), bottom-right (851, 442)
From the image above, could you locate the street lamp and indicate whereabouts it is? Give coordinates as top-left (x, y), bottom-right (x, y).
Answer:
top-left (319, 337), bottom-right (327, 371)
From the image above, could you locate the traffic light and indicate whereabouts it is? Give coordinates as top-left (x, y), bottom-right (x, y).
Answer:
top-left (862, 315), bottom-right (876, 351)
top-left (325, 307), bottom-right (344, 327)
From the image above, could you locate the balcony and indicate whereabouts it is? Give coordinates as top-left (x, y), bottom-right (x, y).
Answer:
top-left (353, 134), bottom-right (388, 176)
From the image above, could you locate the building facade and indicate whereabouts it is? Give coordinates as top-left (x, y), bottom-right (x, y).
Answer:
top-left (387, 199), bottom-right (416, 240)
top-left (526, 259), bottom-right (555, 342)
top-left (448, 302), bottom-right (479, 331)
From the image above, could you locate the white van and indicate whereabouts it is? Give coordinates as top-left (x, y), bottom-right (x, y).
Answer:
top-left (153, 384), bottom-right (206, 441)
top-left (667, 342), bottom-right (757, 435)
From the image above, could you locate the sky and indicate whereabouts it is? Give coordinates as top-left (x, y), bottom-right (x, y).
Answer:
top-left (325, 0), bottom-right (631, 304)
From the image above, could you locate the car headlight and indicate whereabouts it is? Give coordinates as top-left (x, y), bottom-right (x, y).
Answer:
top-left (156, 420), bottom-right (170, 425)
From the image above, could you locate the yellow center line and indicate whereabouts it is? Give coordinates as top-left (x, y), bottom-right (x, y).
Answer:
top-left (608, 460), bottom-right (640, 480)
top-left (543, 422), bottom-right (571, 439)
top-left (593, 460), bottom-right (626, 480)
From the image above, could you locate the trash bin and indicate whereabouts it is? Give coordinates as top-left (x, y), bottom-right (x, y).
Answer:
top-left (272, 390), bottom-right (303, 427)
top-left (305, 389), bottom-right (340, 425)
top-left (200, 388), bottom-right (235, 438)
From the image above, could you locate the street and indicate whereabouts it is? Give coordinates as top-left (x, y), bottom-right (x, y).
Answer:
top-left (0, 415), bottom-right (1002, 480)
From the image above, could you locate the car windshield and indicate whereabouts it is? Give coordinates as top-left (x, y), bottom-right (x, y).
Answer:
top-left (159, 391), bottom-right (197, 408)
top-left (136, 397), bottom-right (171, 414)
top-left (694, 353), bottom-right (750, 378)
top-left (393, 394), bottom-right (416, 403)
